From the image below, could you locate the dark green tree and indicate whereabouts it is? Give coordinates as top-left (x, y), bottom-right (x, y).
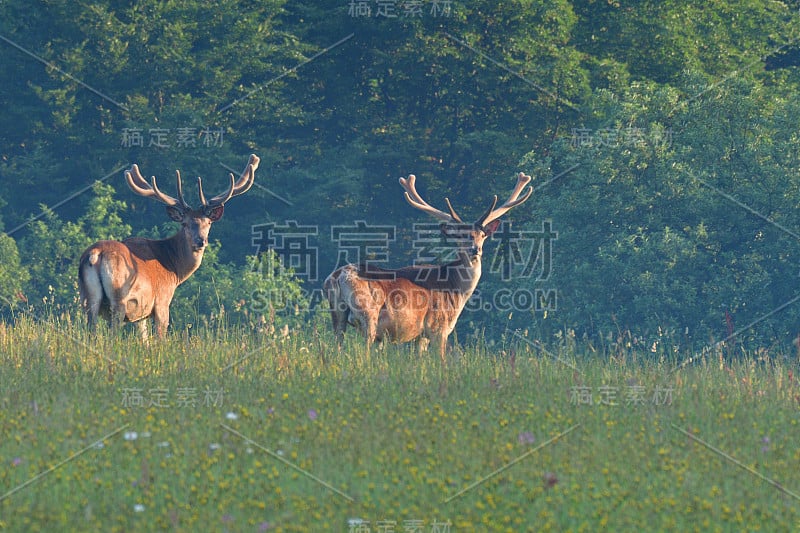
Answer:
top-left (521, 70), bottom-right (800, 349)
top-left (0, 198), bottom-right (29, 311)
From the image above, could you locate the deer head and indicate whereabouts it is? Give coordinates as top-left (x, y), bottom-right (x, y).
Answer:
top-left (124, 154), bottom-right (259, 252)
top-left (398, 172), bottom-right (533, 266)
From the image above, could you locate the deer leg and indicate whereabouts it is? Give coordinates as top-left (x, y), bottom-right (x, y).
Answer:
top-left (79, 264), bottom-right (104, 330)
top-left (85, 301), bottom-right (101, 331)
top-left (415, 336), bottom-right (430, 356)
top-left (364, 321), bottom-right (377, 360)
top-left (108, 301), bottom-right (128, 334)
top-left (153, 307), bottom-right (169, 339)
top-left (135, 319), bottom-right (150, 341)
top-left (324, 274), bottom-right (348, 348)
top-left (360, 308), bottom-right (385, 361)
top-left (329, 307), bottom-right (348, 347)
top-left (434, 333), bottom-right (448, 366)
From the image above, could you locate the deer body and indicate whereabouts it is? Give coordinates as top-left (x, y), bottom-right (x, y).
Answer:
top-left (326, 263), bottom-right (470, 350)
top-left (78, 154), bottom-right (259, 339)
top-left (325, 173), bottom-right (531, 362)
top-left (80, 231), bottom-right (203, 338)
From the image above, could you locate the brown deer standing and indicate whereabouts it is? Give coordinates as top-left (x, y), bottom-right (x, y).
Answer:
top-left (324, 172), bottom-right (532, 362)
top-left (78, 154), bottom-right (259, 339)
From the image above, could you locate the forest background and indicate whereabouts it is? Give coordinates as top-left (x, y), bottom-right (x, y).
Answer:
top-left (2, 0), bottom-right (800, 354)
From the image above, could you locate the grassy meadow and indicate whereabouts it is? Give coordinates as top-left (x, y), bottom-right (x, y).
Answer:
top-left (0, 314), bottom-right (799, 532)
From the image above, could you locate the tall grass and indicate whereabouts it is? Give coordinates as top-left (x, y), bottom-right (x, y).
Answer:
top-left (0, 315), bottom-right (798, 532)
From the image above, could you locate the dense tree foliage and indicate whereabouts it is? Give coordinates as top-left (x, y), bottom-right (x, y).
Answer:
top-left (1, 1), bottom-right (799, 350)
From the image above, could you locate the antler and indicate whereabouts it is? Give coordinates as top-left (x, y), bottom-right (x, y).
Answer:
top-left (125, 164), bottom-right (190, 210)
top-left (399, 174), bottom-right (463, 223)
top-left (475, 172), bottom-right (533, 228)
top-left (200, 154), bottom-right (260, 207)
top-left (125, 154), bottom-right (260, 210)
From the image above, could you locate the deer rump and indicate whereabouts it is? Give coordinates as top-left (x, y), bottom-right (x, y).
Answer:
top-left (78, 238), bottom-right (176, 326)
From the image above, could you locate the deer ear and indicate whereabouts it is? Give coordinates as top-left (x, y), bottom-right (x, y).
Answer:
top-left (166, 205), bottom-right (184, 222)
top-left (206, 205), bottom-right (225, 221)
top-left (483, 219), bottom-right (502, 237)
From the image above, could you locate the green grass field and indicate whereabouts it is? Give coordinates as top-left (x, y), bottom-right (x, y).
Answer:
top-left (1, 315), bottom-right (798, 532)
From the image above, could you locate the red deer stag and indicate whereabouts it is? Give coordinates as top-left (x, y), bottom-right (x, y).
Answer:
top-left (78, 154), bottom-right (259, 339)
top-left (324, 172), bottom-right (532, 362)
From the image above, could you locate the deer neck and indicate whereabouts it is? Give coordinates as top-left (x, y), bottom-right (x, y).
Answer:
top-left (158, 230), bottom-right (206, 284)
top-left (429, 254), bottom-right (482, 320)
top-left (390, 253), bottom-right (482, 295)
top-left (451, 251), bottom-right (482, 296)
